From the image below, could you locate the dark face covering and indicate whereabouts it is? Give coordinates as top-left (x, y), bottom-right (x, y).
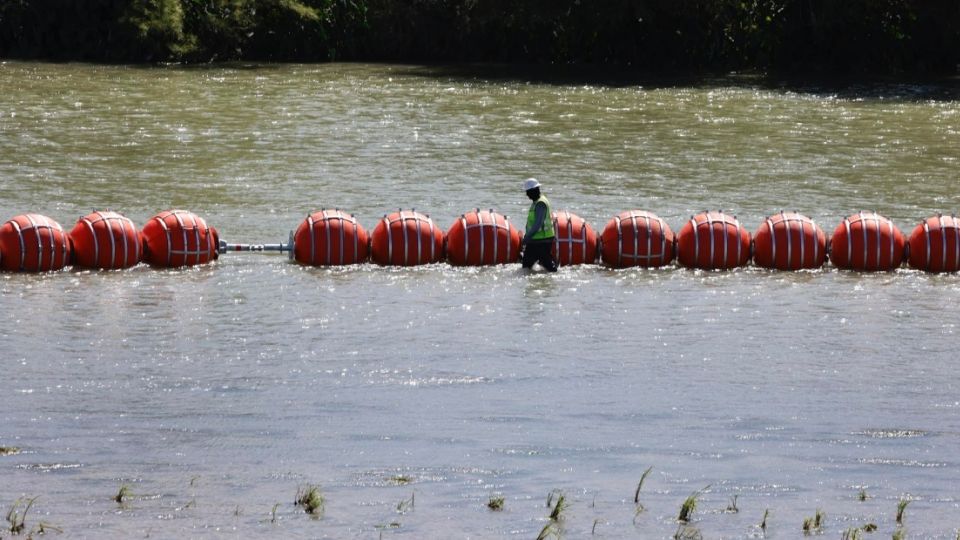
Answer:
top-left (526, 188), bottom-right (540, 201)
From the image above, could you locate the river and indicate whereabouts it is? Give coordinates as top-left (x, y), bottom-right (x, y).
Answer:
top-left (1, 61), bottom-right (959, 538)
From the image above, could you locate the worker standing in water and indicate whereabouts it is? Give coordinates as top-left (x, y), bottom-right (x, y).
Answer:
top-left (521, 178), bottom-right (558, 272)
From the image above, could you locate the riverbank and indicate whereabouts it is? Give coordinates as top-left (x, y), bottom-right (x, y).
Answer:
top-left (2, 1), bottom-right (959, 75)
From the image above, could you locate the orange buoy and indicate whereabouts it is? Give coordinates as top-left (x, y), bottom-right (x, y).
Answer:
top-left (141, 209), bottom-right (219, 268)
top-left (907, 214), bottom-right (960, 273)
top-left (371, 210), bottom-right (443, 266)
top-left (753, 212), bottom-right (826, 270)
top-left (829, 211), bottom-right (904, 271)
top-left (293, 209), bottom-right (369, 266)
top-left (600, 210), bottom-right (674, 268)
top-left (69, 211), bottom-right (141, 269)
top-left (551, 210), bottom-right (598, 266)
top-left (446, 209), bottom-right (520, 266)
top-left (0, 214), bottom-right (71, 272)
top-left (676, 211), bottom-right (751, 270)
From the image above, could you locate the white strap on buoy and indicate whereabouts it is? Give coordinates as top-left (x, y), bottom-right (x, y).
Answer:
top-left (734, 215), bottom-right (742, 269)
top-left (706, 212), bottom-right (715, 267)
top-left (691, 215), bottom-right (699, 265)
top-left (886, 215), bottom-right (894, 268)
top-left (13, 216), bottom-right (27, 270)
top-left (460, 214), bottom-right (469, 263)
top-left (380, 210), bottom-right (436, 265)
top-left (476, 210), bottom-right (485, 263)
top-left (79, 211), bottom-right (137, 268)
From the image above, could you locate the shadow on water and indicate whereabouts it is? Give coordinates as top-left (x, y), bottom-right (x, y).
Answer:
top-left (36, 58), bottom-right (960, 101)
top-left (394, 62), bottom-right (960, 102)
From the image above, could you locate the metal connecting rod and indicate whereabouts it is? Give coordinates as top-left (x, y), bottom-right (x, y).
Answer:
top-left (219, 231), bottom-right (295, 259)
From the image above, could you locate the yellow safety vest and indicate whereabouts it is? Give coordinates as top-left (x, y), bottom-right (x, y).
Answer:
top-left (526, 195), bottom-right (555, 241)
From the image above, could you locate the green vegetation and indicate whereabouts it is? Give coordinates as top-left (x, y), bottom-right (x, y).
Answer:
top-left (678, 485), bottom-right (709, 523)
top-left (389, 475), bottom-right (412, 485)
top-left (896, 497), bottom-right (911, 525)
top-left (673, 524), bottom-right (703, 540)
top-left (634, 466), bottom-right (653, 506)
top-left (375, 521), bottom-right (402, 539)
top-left (1, 1), bottom-right (958, 74)
top-left (802, 508), bottom-right (825, 535)
top-left (841, 526), bottom-right (863, 540)
top-left (5, 496), bottom-right (36, 535)
top-left (114, 484), bottom-right (132, 504)
top-left (269, 502), bottom-right (280, 524)
top-left (537, 491), bottom-right (566, 540)
top-left (486, 496), bottom-right (504, 511)
top-left (547, 493), bottom-right (566, 522)
top-left (295, 484), bottom-right (325, 516)
top-left (396, 492), bottom-right (415, 513)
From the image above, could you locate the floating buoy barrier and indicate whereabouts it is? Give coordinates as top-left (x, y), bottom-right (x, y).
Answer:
top-left (292, 209), bottom-right (369, 266)
top-left (141, 209), bottom-right (219, 268)
top-left (371, 210), bottom-right (443, 266)
top-left (0, 214), bottom-right (71, 272)
top-left (753, 212), bottom-right (826, 270)
top-left (829, 211), bottom-right (905, 271)
top-left (5, 206), bottom-right (960, 274)
top-left (677, 211), bottom-right (751, 270)
top-left (69, 211), bottom-right (141, 269)
top-left (446, 209), bottom-right (519, 266)
top-left (552, 210), bottom-right (598, 266)
top-left (600, 210), bottom-right (675, 268)
top-left (907, 214), bottom-right (960, 273)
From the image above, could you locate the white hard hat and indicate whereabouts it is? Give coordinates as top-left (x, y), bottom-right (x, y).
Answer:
top-left (523, 178), bottom-right (541, 191)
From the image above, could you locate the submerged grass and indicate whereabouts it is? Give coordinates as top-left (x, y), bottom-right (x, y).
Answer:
top-left (4, 473), bottom-right (956, 537)
top-left (536, 490), bottom-right (567, 540)
top-left (269, 503), bottom-right (280, 524)
top-left (6, 496), bottom-right (37, 535)
top-left (32, 521), bottom-right (63, 535)
top-left (114, 484), bottom-right (131, 504)
top-left (841, 526), bottom-right (863, 540)
top-left (548, 493), bottom-right (567, 522)
top-left (896, 497), bottom-right (910, 525)
top-left (634, 466), bottom-right (653, 505)
top-left (536, 522), bottom-right (560, 540)
top-left (802, 508), bottom-right (825, 535)
top-left (673, 523), bottom-right (703, 539)
top-left (396, 492), bottom-right (415, 514)
top-left (389, 475), bottom-right (412, 485)
top-left (295, 485), bottom-right (325, 517)
top-left (678, 485), bottom-right (709, 523)
top-left (376, 521), bottom-right (401, 540)
top-left (486, 496), bottom-right (504, 511)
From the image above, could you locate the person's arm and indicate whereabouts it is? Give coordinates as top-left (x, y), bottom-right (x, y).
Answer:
top-left (523, 201), bottom-right (548, 243)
